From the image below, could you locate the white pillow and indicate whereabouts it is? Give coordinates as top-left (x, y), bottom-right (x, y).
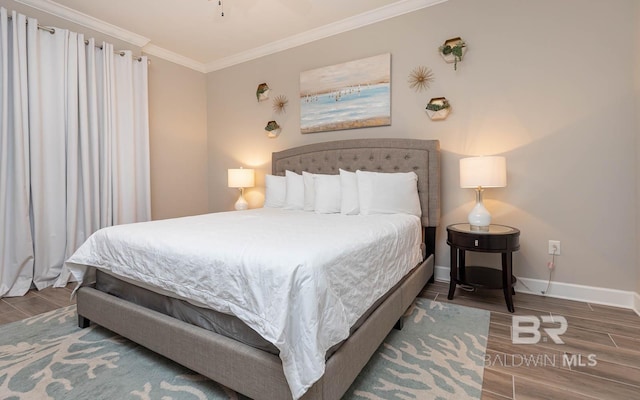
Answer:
top-left (339, 169), bottom-right (359, 215)
top-left (264, 175), bottom-right (286, 208)
top-left (313, 174), bottom-right (341, 214)
top-left (284, 170), bottom-right (304, 210)
top-left (356, 170), bottom-right (421, 217)
top-left (302, 171), bottom-right (316, 211)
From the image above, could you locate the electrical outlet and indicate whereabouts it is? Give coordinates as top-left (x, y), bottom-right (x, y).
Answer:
top-left (548, 240), bottom-right (561, 255)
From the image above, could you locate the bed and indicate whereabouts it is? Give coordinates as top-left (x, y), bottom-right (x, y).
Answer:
top-left (70, 138), bottom-right (441, 400)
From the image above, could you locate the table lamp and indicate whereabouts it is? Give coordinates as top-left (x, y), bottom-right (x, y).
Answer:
top-left (459, 156), bottom-right (507, 231)
top-left (228, 167), bottom-right (255, 210)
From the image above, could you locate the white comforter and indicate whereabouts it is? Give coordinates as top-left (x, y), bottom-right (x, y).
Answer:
top-left (66, 208), bottom-right (422, 399)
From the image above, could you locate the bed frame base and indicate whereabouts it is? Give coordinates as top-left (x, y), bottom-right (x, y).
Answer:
top-left (78, 314), bottom-right (90, 329)
top-left (77, 255), bottom-right (434, 400)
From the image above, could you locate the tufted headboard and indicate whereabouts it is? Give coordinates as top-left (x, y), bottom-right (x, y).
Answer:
top-left (272, 138), bottom-right (440, 228)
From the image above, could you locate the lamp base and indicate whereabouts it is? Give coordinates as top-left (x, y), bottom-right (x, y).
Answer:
top-left (234, 192), bottom-right (249, 211)
top-left (469, 224), bottom-right (490, 232)
top-left (467, 187), bottom-right (491, 231)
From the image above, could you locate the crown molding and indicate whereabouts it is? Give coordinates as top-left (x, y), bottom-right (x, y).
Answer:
top-left (205, 0), bottom-right (448, 72)
top-left (142, 44), bottom-right (207, 73)
top-left (15, 0), bottom-right (448, 74)
top-left (15, 0), bottom-right (150, 47)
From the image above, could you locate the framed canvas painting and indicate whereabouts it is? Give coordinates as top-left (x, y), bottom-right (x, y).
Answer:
top-left (300, 53), bottom-right (391, 134)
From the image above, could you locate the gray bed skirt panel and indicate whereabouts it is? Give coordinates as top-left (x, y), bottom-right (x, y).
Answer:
top-left (95, 270), bottom-right (280, 354)
top-left (76, 254), bottom-right (434, 400)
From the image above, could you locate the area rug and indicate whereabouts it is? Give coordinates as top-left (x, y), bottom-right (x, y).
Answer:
top-left (0, 299), bottom-right (489, 399)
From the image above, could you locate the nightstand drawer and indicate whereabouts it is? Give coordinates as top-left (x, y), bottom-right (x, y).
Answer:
top-left (447, 228), bottom-right (518, 252)
top-left (455, 234), bottom-right (506, 249)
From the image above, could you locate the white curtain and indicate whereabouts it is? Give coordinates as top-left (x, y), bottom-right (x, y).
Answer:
top-left (112, 49), bottom-right (151, 225)
top-left (0, 7), bottom-right (150, 296)
top-left (0, 10), bottom-right (33, 296)
top-left (28, 17), bottom-right (68, 289)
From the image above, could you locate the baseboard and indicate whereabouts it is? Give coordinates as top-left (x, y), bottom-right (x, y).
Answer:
top-left (434, 265), bottom-right (450, 282)
top-left (433, 265), bottom-right (638, 311)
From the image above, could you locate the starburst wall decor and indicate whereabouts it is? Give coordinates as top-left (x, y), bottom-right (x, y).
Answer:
top-left (408, 66), bottom-right (434, 92)
top-left (272, 95), bottom-right (288, 114)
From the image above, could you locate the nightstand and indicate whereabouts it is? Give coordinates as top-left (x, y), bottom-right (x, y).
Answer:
top-left (446, 223), bottom-right (520, 312)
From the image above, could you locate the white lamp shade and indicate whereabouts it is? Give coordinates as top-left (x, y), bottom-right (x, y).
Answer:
top-left (459, 156), bottom-right (507, 188)
top-left (228, 168), bottom-right (255, 188)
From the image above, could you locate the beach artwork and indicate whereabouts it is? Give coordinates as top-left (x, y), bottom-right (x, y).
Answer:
top-left (300, 53), bottom-right (391, 134)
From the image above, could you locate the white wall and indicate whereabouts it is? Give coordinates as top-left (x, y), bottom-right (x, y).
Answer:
top-left (207, 0), bottom-right (638, 291)
top-left (635, 0), bottom-right (640, 301)
top-left (147, 56), bottom-right (209, 220)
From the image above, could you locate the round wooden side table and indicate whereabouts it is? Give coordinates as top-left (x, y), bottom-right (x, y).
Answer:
top-left (446, 223), bottom-right (520, 312)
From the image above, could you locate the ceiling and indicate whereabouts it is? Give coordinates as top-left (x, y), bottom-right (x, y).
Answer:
top-left (14, 0), bottom-right (447, 72)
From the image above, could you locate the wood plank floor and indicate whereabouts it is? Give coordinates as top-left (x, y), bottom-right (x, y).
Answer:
top-left (2, 282), bottom-right (639, 399)
top-left (421, 281), bottom-right (640, 400)
top-left (0, 283), bottom-right (75, 324)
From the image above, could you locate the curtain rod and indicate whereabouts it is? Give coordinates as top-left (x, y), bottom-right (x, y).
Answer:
top-left (82, 40), bottom-right (145, 62)
top-left (36, 22), bottom-right (54, 34)
top-left (7, 14), bottom-right (56, 34)
top-left (6, 15), bottom-right (145, 62)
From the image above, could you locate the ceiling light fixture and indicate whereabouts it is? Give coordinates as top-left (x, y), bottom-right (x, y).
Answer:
top-left (208, 0), bottom-right (224, 16)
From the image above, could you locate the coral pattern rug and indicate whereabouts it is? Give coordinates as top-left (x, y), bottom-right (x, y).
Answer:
top-left (0, 298), bottom-right (489, 399)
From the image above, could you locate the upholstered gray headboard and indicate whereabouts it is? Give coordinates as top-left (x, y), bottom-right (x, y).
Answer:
top-left (272, 138), bottom-right (440, 228)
